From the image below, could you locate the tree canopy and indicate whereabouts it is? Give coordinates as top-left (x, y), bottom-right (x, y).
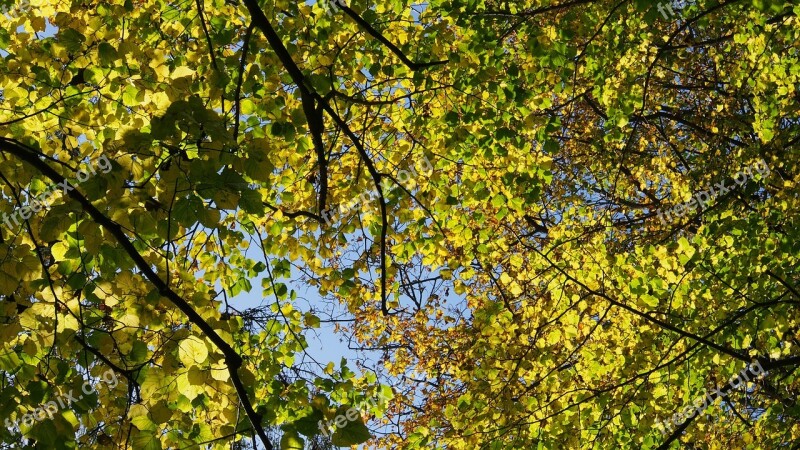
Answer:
top-left (1, 0), bottom-right (799, 448)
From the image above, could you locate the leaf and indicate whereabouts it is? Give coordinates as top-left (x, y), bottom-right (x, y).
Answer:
top-left (330, 412), bottom-right (371, 447)
top-left (97, 42), bottom-right (118, 65)
top-left (178, 336), bottom-right (208, 366)
top-left (131, 429), bottom-right (162, 450)
top-left (123, 84), bottom-right (143, 106)
top-left (171, 66), bottom-right (195, 79)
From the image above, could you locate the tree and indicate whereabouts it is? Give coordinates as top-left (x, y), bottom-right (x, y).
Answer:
top-left (0, 0), bottom-right (798, 449)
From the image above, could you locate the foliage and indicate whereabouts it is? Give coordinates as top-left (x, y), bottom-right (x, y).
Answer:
top-left (0, 0), bottom-right (799, 449)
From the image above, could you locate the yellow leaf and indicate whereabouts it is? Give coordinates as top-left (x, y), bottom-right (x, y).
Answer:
top-left (59, 314), bottom-right (80, 332)
top-left (51, 241), bottom-right (69, 260)
top-left (178, 336), bottom-right (209, 366)
top-left (171, 66), bottom-right (195, 79)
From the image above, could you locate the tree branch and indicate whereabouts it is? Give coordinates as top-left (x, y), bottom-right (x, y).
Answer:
top-left (337, 3), bottom-right (447, 71)
top-left (0, 137), bottom-right (274, 450)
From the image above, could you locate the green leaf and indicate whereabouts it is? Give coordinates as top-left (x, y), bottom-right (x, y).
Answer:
top-left (293, 408), bottom-right (324, 437)
top-left (330, 412), bottom-right (371, 447)
top-left (97, 42), bottom-right (118, 65)
top-left (122, 84), bottom-right (143, 106)
top-left (131, 429), bottom-right (162, 450)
